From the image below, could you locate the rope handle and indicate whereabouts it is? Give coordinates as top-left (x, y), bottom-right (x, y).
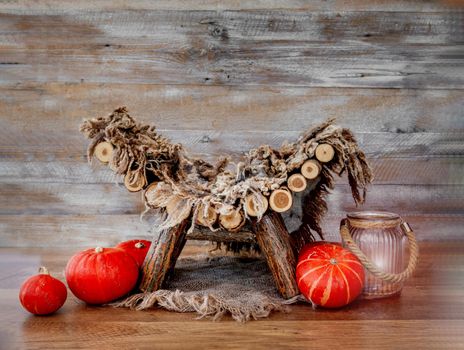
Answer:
top-left (340, 219), bottom-right (419, 284)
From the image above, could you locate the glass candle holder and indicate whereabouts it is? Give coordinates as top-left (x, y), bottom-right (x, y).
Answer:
top-left (340, 211), bottom-right (419, 299)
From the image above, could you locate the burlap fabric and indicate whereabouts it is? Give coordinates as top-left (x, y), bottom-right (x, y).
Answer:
top-left (112, 255), bottom-right (309, 322)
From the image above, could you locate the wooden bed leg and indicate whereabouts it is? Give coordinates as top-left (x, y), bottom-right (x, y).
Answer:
top-left (139, 219), bottom-right (189, 292)
top-left (166, 231), bottom-right (188, 280)
top-left (251, 211), bottom-right (299, 299)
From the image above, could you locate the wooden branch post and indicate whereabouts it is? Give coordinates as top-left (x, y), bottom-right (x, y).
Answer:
top-left (139, 219), bottom-right (189, 292)
top-left (187, 226), bottom-right (256, 243)
top-left (251, 211), bottom-right (299, 299)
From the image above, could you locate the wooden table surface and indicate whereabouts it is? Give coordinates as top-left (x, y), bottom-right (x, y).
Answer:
top-left (1, 242), bottom-right (463, 350)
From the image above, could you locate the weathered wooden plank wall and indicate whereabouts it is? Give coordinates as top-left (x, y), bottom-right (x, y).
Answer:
top-left (0, 1), bottom-right (463, 247)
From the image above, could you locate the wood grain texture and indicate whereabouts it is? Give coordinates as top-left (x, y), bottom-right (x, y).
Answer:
top-left (2, 85), bottom-right (462, 159)
top-left (0, 182), bottom-right (464, 215)
top-left (1, 243), bottom-right (464, 349)
top-left (186, 226), bottom-right (256, 244)
top-left (0, 183), bottom-right (463, 247)
top-left (2, 128), bottom-right (463, 158)
top-left (2, 213), bottom-right (462, 248)
top-left (0, 182), bottom-right (463, 240)
top-left (2, 156), bottom-right (463, 186)
top-left (252, 211), bottom-right (299, 298)
top-left (1, 0), bottom-right (462, 12)
top-left (1, 84), bottom-right (463, 133)
top-left (0, 3), bottom-right (463, 248)
top-left (0, 11), bottom-right (463, 88)
top-left (140, 219), bottom-right (189, 292)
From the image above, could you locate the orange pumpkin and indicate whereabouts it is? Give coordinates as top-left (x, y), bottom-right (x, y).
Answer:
top-left (115, 239), bottom-right (151, 267)
top-left (296, 242), bottom-right (364, 308)
top-left (19, 267), bottom-right (67, 315)
top-left (65, 247), bottom-right (139, 305)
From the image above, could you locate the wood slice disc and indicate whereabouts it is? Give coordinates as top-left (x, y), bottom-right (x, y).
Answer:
top-left (269, 189), bottom-right (293, 213)
top-left (287, 173), bottom-right (307, 193)
top-left (244, 193), bottom-right (269, 217)
top-left (219, 209), bottom-right (245, 232)
top-left (315, 143), bottom-right (335, 163)
top-left (301, 159), bottom-right (321, 180)
top-left (124, 172), bottom-right (147, 192)
top-left (196, 203), bottom-right (218, 227)
top-left (94, 142), bottom-right (113, 163)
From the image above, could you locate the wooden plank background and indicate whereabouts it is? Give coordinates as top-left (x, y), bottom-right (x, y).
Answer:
top-left (0, 1), bottom-right (463, 247)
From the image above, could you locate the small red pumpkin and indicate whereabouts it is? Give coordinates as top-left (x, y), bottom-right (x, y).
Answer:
top-left (296, 242), bottom-right (365, 308)
top-left (19, 267), bottom-right (67, 315)
top-left (65, 247), bottom-right (139, 304)
top-left (115, 239), bottom-right (151, 267)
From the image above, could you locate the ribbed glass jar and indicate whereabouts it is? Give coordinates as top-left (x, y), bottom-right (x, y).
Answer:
top-left (343, 211), bottom-right (406, 299)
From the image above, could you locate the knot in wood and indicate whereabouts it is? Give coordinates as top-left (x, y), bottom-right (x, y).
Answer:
top-left (200, 135), bottom-right (212, 143)
top-left (208, 24), bottom-right (228, 39)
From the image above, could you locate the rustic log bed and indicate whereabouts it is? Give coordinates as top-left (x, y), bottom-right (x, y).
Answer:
top-left (80, 108), bottom-right (372, 300)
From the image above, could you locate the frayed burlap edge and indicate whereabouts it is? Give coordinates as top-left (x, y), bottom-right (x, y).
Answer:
top-left (111, 290), bottom-right (307, 323)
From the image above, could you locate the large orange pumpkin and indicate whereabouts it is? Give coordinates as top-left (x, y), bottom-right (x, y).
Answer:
top-left (296, 242), bottom-right (365, 308)
top-left (65, 247), bottom-right (139, 305)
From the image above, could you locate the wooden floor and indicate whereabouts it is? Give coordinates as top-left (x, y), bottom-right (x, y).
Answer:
top-left (1, 242), bottom-right (464, 350)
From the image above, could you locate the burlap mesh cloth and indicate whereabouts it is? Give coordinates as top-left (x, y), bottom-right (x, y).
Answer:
top-left (112, 255), bottom-right (309, 322)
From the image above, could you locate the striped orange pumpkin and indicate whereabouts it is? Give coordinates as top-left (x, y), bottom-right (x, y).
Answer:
top-left (296, 242), bottom-right (365, 308)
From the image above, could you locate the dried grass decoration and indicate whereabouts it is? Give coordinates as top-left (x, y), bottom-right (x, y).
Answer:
top-left (80, 107), bottom-right (373, 302)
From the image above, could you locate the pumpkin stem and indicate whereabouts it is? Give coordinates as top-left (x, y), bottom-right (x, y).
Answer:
top-left (38, 266), bottom-right (49, 275)
top-left (95, 247), bottom-right (104, 253)
top-left (329, 258), bottom-right (338, 265)
top-left (135, 242), bottom-right (145, 249)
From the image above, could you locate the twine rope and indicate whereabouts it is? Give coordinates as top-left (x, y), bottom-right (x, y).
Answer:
top-left (347, 217), bottom-right (401, 229)
top-left (340, 219), bottom-right (419, 284)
